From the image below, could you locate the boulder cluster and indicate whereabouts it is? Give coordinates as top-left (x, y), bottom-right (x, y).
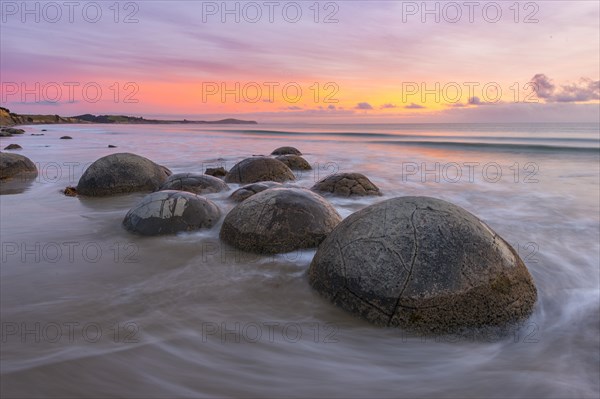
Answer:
top-left (0, 140), bottom-right (538, 334)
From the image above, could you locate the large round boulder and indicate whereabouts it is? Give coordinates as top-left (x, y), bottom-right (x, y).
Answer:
top-left (275, 154), bottom-right (312, 170)
top-left (0, 152), bottom-right (37, 180)
top-left (220, 188), bottom-right (342, 254)
top-left (312, 173), bottom-right (381, 197)
top-left (271, 146), bottom-right (301, 156)
top-left (309, 196), bottom-right (537, 333)
top-left (224, 157), bottom-right (295, 184)
top-left (123, 190), bottom-right (221, 236)
top-left (160, 173), bottom-right (229, 194)
top-left (77, 153), bottom-right (171, 196)
top-left (229, 181), bottom-right (281, 202)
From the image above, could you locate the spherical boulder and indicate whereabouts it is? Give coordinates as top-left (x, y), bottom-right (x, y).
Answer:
top-left (160, 173), bottom-right (229, 194)
top-left (312, 173), bottom-right (381, 197)
top-left (229, 181), bottom-right (282, 202)
top-left (220, 188), bottom-right (342, 254)
top-left (0, 152), bottom-right (37, 180)
top-left (275, 154), bottom-right (312, 170)
top-left (123, 190), bottom-right (221, 236)
top-left (224, 157), bottom-right (295, 184)
top-left (77, 153), bottom-right (171, 196)
top-left (309, 196), bottom-right (537, 334)
top-left (271, 146), bottom-right (302, 156)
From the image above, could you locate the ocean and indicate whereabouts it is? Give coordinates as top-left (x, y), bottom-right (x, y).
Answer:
top-left (1, 122), bottom-right (599, 398)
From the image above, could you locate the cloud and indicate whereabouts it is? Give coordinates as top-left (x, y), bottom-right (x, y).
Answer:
top-left (380, 103), bottom-right (397, 109)
top-left (404, 103), bottom-right (425, 109)
top-left (554, 79), bottom-right (600, 102)
top-left (355, 102), bottom-right (373, 110)
top-left (285, 106), bottom-right (303, 110)
top-left (530, 74), bottom-right (556, 99)
top-left (531, 74), bottom-right (600, 102)
top-left (447, 96), bottom-right (489, 108)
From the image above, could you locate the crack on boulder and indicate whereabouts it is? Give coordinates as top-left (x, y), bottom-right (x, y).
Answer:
top-left (388, 205), bottom-right (419, 325)
top-left (346, 287), bottom-right (393, 318)
top-left (337, 238), bottom-right (348, 288)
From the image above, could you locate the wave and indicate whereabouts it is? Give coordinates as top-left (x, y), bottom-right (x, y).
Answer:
top-left (371, 140), bottom-right (600, 153)
top-left (220, 128), bottom-right (597, 141)
top-left (215, 129), bottom-right (600, 152)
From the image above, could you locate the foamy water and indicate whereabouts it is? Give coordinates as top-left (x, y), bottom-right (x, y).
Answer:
top-left (1, 123), bottom-right (599, 398)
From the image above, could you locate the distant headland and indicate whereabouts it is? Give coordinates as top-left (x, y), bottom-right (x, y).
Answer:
top-left (0, 107), bottom-right (257, 126)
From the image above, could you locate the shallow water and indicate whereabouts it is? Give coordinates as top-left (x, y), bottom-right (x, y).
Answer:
top-left (1, 123), bottom-right (599, 398)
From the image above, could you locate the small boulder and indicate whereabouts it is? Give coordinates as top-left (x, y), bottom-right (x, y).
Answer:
top-left (229, 181), bottom-right (281, 202)
top-left (224, 157), bottom-right (295, 184)
top-left (312, 173), bottom-right (381, 197)
top-left (63, 186), bottom-right (78, 197)
top-left (4, 144), bottom-right (22, 150)
top-left (123, 190), bottom-right (221, 236)
top-left (60, 136), bottom-right (73, 140)
top-left (220, 188), bottom-right (342, 254)
top-left (1, 128), bottom-right (25, 135)
top-left (76, 153), bottom-right (171, 196)
top-left (205, 166), bottom-right (227, 178)
top-left (108, 145), bottom-right (117, 148)
top-left (309, 196), bottom-right (537, 334)
top-left (271, 146), bottom-right (302, 156)
top-left (159, 173), bottom-right (229, 194)
top-left (0, 152), bottom-right (37, 180)
top-left (276, 154), bottom-right (312, 170)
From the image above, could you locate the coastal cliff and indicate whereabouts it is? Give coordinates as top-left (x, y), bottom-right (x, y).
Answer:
top-left (0, 107), bottom-right (257, 126)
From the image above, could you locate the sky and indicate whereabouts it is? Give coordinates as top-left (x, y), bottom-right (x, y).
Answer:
top-left (1, 0), bottom-right (599, 123)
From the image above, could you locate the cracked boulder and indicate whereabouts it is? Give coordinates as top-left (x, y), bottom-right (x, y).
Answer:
top-left (275, 154), bottom-right (312, 170)
top-left (160, 173), bottom-right (229, 194)
top-left (123, 190), bottom-right (221, 236)
top-left (229, 181), bottom-right (282, 202)
top-left (224, 157), bottom-right (295, 184)
top-left (311, 173), bottom-right (381, 197)
top-left (0, 152), bottom-right (37, 180)
top-left (220, 188), bottom-right (342, 254)
top-left (77, 153), bottom-right (172, 196)
top-left (271, 146), bottom-right (302, 156)
top-left (309, 196), bottom-right (537, 334)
